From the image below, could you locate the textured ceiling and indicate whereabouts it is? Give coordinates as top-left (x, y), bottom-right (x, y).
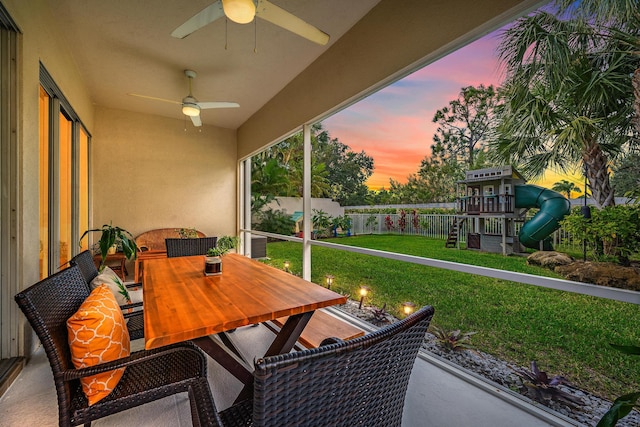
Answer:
top-left (49, 0), bottom-right (381, 129)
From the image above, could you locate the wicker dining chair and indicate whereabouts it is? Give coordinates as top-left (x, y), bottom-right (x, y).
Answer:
top-left (15, 265), bottom-right (212, 427)
top-left (191, 305), bottom-right (435, 427)
top-left (165, 237), bottom-right (218, 258)
top-left (69, 250), bottom-right (144, 341)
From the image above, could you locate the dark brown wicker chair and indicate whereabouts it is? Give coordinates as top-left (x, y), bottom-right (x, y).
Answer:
top-left (191, 305), bottom-right (435, 427)
top-left (15, 265), bottom-right (212, 427)
top-left (165, 237), bottom-right (218, 258)
top-left (69, 250), bottom-right (144, 341)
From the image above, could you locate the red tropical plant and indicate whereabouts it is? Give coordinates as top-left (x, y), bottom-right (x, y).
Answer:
top-left (384, 215), bottom-right (394, 231)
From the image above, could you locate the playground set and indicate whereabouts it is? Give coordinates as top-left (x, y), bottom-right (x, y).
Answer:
top-left (447, 166), bottom-right (571, 255)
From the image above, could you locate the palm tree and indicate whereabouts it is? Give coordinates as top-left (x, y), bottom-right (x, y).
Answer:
top-left (493, 5), bottom-right (639, 208)
top-left (556, 0), bottom-right (640, 135)
top-left (251, 156), bottom-right (289, 213)
top-left (551, 179), bottom-right (581, 199)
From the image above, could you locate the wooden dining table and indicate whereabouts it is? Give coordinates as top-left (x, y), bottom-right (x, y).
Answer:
top-left (142, 253), bottom-right (347, 402)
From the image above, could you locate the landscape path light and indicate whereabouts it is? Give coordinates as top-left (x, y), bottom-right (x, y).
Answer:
top-left (358, 286), bottom-right (370, 310)
top-left (325, 274), bottom-right (334, 289)
top-left (401, 302), bottom-right (416, 316)
top-left (283, 260), bottom-right (290, 272)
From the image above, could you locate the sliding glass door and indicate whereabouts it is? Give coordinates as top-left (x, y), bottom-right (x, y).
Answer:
top-left (39, 65), bottom-right (91, 277)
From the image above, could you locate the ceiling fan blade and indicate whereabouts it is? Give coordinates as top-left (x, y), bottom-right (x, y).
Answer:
top-left (171, 1), bottom-right (225, 39)
top-left (128, 93), bottom-right (181, 105)
top-left (190, 115), bottom-right (203, 127)
top-left (257, 0), bottom-right (329, 46)
top-left (198, 101), bottom-right (240, 109)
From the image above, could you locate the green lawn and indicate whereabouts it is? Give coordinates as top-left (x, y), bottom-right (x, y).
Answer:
top-left (261, 234), bottom-right (639, 401)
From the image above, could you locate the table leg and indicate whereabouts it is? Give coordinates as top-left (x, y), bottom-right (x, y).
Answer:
top-left (192, 336), bottom-right (253, 385)
top-left (264, 312), bottom-right (313, 357)
top-left (217, 331), bottom-right (246, 362)
top-left (233, 311), bottom-right (313, 403)
top-left (193, 312), bottom-right (314, 404)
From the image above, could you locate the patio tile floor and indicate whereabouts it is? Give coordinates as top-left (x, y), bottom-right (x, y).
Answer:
top-left (0, 313), bottom-right (576, 426)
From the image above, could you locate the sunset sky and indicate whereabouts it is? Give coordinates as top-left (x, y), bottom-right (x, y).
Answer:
top-left (323, 23), bottom-right (584, 195)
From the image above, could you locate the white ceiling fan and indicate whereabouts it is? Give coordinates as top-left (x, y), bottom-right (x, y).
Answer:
top-left (171, 0), bottom-right (330, 46)
top-left (128, 70), bottom-right (239, 127)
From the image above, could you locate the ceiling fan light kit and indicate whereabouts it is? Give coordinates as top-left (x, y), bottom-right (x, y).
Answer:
top-left (182, 103), bottom-right (200, 117)
top-left (171, 0), bottom-right (329, 45)
top-left (222, 0), bottom-right (256, 24)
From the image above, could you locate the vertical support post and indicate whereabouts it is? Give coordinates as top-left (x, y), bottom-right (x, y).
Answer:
top-left (238, 159), bottom-right (244, 256)
top-left (502, 217), bottom-right (507, 256)
top-left (242, 157), bottom-right (252, 257)
top-left (302, 124), bottom-right (311, 281)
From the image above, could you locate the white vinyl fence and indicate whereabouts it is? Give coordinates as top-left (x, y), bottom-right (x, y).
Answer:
top-left (347, 213), bottom-right (580, 250)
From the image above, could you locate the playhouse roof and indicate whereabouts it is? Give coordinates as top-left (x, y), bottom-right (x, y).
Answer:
top-left (291, 211), bottom-right (304, 224)
top-left (459, 166), bottom-right (527, 184)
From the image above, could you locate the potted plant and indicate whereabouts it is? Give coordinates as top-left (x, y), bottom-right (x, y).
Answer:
top-left (176, 227), bottom-right (198, 238)
top-left (342, 215), bottom-right (353, 236)
top-left (205, 235), bottom-right (239, 275)
top-left (331, 215), bottom-right (352, 237)
top-left (79, 223), bottom-right (138, 271)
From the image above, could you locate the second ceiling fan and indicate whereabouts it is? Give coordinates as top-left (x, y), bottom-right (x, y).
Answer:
top-left (129, 70), bottom-right (239, 127)
top-left (171, 0), bottom-right (330, 45)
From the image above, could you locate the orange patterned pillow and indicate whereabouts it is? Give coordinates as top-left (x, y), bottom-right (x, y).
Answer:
top-left (67, 284), bottom-right (131, 405)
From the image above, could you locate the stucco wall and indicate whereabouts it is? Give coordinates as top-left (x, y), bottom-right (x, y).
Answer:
top-left (4, 0), bottom-right (95, 289)
top-left (266, 197), bottom-right (344, 219)
top-left (92, 106), bottom-right (237, 242)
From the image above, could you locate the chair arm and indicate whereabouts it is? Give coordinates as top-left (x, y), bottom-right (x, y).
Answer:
top-left (57, 342), bottom-right (206, 382)
top-left (121, 302), bottom-right (144, 315)
top-left (319, 337), bottom-right (346, 347)
top-left (189, 378), bottom-right (224, 427)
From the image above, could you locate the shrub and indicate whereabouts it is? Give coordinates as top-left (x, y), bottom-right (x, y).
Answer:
top-left (398, 210), bottom-right (407, 233)
top-left (253, 208), bottom-right (295, 236)
top-left (514, 361), bottom-right (583, 406)
top-left (312, 209), bottom-right (333, 238)
top-left (368, 303), bottom-right (390, 324)
top-left (597, 345), bottom-right (640, 427)
top-left (384, 215), bottom-right (394, 231)
top-left (561, 205), bottom-right (640, 265)
top-left (411, 209), bottom-right (420, 230)
top-left (365, 215), bottom-right (378, 233)
top-left (429, 324), bottom-right (477, 352)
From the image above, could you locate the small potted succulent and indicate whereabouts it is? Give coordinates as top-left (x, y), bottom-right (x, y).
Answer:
top-left (205, 235), bottom-right (239, 275)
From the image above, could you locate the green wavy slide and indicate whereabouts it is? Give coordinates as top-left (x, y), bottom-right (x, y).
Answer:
top-left (514, 184), bottom-right (571, 249)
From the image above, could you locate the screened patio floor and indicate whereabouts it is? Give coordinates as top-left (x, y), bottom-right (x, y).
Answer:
top-left (0, 309), bottom-right (577, 426)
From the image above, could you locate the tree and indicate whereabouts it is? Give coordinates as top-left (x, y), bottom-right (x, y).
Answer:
top-left (315, 133), bottom-right (374, 206)
top-left (494, 5), bottom-right (639, 208)
top-left (612, 153), bottom-right (640, 199)
top-left (431, 84), bottom-right (500, 169)
top-left (369, 187), bottom-right (393, 205)
top-left (551, 179), bottom-right (581, 199)
top-left (555, 0), bottom-right (640, 135)
top-left (250, 123), bottom-right (374, 207)
top-left (417, 154), bottom-right (464, 202)
top-left (267, 126), bottom-right (331, 198)
top-left (251, 157), bottom-right (289, 213)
